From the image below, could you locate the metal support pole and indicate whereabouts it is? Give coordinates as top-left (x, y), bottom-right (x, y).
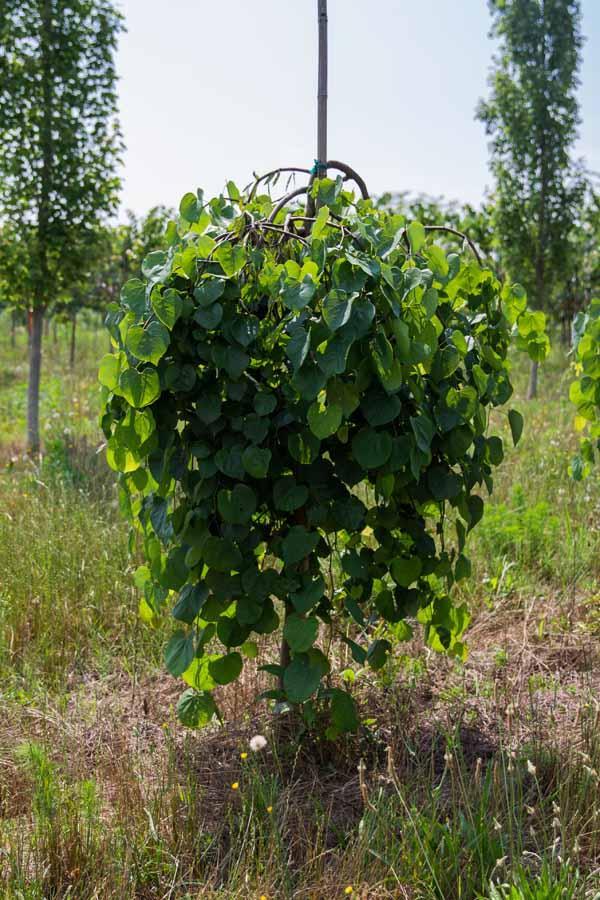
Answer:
top-left (317, 0), bottom-right (328, 178)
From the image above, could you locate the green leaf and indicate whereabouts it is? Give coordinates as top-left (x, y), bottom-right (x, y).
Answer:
top-left (98, 351), bottom-right (125, 391)
top-left (323, 292), bottom-right (354, 332)
top-left (273, 477), bottom-right (309, 512)
top-left (242, 446), bottom-right (271, 479)
top-left (177, 689), bottom-right (218, 728)
top-left (366, 639), bottom-right (392, 670)
top-left (203, 536), bottom-right (242, 573)
top-left (217, 484), bottom-right (257, 524)
top-left (286, 324), bottom-right (311, 372)
top-left (288, 430), bottom-right (320, 465)
top-left (151, 288), bottom-right (183, 330)
top-left (215, 242), bottom-right (246, 276)
top-left (312, 204), bottom-right (329, 238)
top-left (282, 526), bottom-right (319, 566)
top-left (410, 414), bottom-right (435, 452)
top-left (121, 279), bottom-right (146, 316)
top-left (119, 368), bottom-right (161, 408)
top-left (231, 315), bottom-right (259, 347)
top-left (164, 630), bottom-right (195, 676)
top-left (194, 303), bottom-right (223, 330)
top-left (508, 409), bottom-right (524, 446)
top-left (391, 557), bottom-right (422, 587)
top-left (213, 344), bottom-right (249, 379)
top-left (427, 466), bottom-right (462, 500)
top-left (126, 321), bottom-right (170, 366)
top-left (290, 574), bottom-right (325, 613)
top-left (208, 652), bottom-right (243, 685)
top-left (330, 689), bottom-right (359, 733)
top-left (281, 274), bottom-right (316, 312)
top-left (172, 583), bottom-right (209, 624)
top-left (180, 191), bottom-right (202, 223)
top-left (283, 655), bottom-right (322, 703)
top-left (253, 392), bottom-right (277, 416)
top-left (352, 428), bottom-right (392, 469)
top-left (307, 396), bottom-right (343, 439)
top-left (194, 278), bottom-right (225, 307)
top-left (407, 221), bottom-right (426, 254)
top-left (283, 614), bottom-right (318, 652)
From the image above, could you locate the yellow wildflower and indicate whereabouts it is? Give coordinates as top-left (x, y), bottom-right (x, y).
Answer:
top-left (231, 782), bottom-right (239, 790)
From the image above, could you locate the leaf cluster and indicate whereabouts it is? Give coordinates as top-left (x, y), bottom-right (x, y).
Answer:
top-left (570, 297), bottom-right (600, 478)
top-left (100, 174), bottom-right (542, 731)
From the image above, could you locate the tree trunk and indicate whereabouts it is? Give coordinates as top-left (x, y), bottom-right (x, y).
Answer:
top-left (27, 306), bottom-right (44, 454)
top-left (278, 600), bottom-right (293, 693)
top-left (10, 310), bottom-right (16, 348)
top-left (527, 361), bottom-right (538, 401)
top-left (69, 312), bottom-right (77, 370)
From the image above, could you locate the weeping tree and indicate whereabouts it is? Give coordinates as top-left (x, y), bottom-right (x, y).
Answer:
top-left (99, 1), bottom-right (547, 731)
top-left (477, 0), bottom-right (586, 398)
top-left (0, 0), bottom-right (123, 452)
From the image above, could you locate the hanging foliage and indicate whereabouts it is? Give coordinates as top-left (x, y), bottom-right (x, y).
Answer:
top-left (570, 297), bottom-right (600, 478)
top-left (99, 169), bottom-right (546, 732)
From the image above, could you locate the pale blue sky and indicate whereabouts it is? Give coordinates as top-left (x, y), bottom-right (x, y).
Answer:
top-left (116, 0), bottom-right (600, 217)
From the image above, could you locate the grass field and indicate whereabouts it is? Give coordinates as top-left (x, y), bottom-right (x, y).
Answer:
top-left (1, 312), bottom-right (599, 899)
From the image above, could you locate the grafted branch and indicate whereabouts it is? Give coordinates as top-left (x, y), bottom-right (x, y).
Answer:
top-left (424, 226), bottom-right (483, 267)
top-left (248, 167), bottom-right (312, 200)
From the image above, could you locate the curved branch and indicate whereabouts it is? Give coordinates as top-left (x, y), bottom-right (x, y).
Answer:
top-left (289, 215), bottom-right (366, 251)
top-left (268, 186), bottom-right (309, 223)
top-left (251, 222), bottom-right (309, 247)
top-left (423, 226), bottom-right (483, 267)
top-left (305, 158), bottom-right (370, 218)
top-left (248, 167), bottom-right (312, 200)
top-left (326, 159), bottom-right (370, 200)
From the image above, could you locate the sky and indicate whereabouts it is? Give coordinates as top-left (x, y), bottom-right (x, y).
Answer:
top-left (116, 0), bottom-right (600, 219)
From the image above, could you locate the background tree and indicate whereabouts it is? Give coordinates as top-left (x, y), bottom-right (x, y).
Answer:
top-left (54, 206), bottom-right (174, 368)
top-left (0, 0), bottom-right (123, 451)
top-left (477, 0), bottom-right (586, 398)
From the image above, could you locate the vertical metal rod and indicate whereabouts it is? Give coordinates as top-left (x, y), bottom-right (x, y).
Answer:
top-left (317, 0), bottom-right (328, 177)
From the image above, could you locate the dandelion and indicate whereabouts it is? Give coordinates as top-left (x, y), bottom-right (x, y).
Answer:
top-left (344, 888), bottom-right (354, 896)
top-left (527, 760), bottom-right (537, 776)
top-left (240, 752), bottom-right (248, 760)
top-left (231, 782), bottom-right (239, 791)
top-left (266, 805), bottom-right (273, 814)
top-left (250, 734), bottom-right (267, 752)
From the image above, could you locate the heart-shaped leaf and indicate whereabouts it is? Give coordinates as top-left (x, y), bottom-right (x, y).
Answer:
top-left (119, 367), bottom-right (161, 408)
top-left (126, 321), bottom-right (170, 365)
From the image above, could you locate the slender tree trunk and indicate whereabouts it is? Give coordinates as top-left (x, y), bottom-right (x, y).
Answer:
top-left (52, 318), bottom-right (57, 344)
top-left (10, 310), bottom-right (16, 348)
top-left (27, 306), bottom-right (44, 454)
top-left (278, 600), bottom-right (293, 693)
top-left (28, 0), bottom-right (53, 452)
top-left (69, 312), bottom-right (77, 370)
top-left (527, 362), bottom-right (538, 401)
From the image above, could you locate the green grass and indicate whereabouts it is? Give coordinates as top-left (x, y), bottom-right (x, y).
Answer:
top-left (0, 313), bottom-right (599, 898)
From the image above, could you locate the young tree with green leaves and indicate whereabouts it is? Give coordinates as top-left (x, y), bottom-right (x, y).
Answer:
top-left (0, 0), bottom-right (123, 451)
top-left (477, 0), bottom-right (586, 398)
top-left (99, 170), bottom-right (547, 730)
